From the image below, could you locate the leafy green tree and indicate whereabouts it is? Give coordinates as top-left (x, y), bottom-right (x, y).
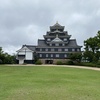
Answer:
top-left (84, 37), bottom-right (98, 53)
top-left (83, 51), bottom-right (93, 62)
top-left (83, 31), bottom-right (100, 62)
top-left (33, 51), bottom-right (39, 63)
top-left (68, 53), bottom-right (82, 63)
top-left (0, 47), bottom-right (5, 64)
top-left (0, 47), bottom-right (16, 64)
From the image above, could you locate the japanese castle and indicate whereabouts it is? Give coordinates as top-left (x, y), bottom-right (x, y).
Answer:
top-left (16, 22), bottom-right (82, 64)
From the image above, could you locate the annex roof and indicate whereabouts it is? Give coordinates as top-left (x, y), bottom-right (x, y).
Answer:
top-left (17, 45), bottom-right (36, 52)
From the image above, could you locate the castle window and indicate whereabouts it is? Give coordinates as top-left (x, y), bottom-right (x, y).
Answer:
top-left (50, 44), bottom-right (52, 46)
top-left (45, 48), bottom-right (48, 51)
top-left (55, 43), bottom-right (59, 46)
top-left (77, 49), bottom-right (80, 51)
top-left (51, 48), bottom-right (54, 51)
top-left (51, 54), bottom-right (53, 57)
top-left (40, 48), bottom-right (42, 51)
top-left (65, 48), bottom-right (68, 51)
top-left (62, 43), bottom-right (65, 46)
top-left (64, 54), bottom-right (67, 58)
top-left (40, 54), bottom-right (42, 57)
top-left (46, 54), bottom-right (48, 57)
top-left (64, 38), bottom-right (67, 41)
top-left (58, 48), bottom-right (62, 52)
top-left (72, 49), bottom-right (75, 51)
top-left (56, 54), bottom-right (59, 58)
top-left (47, 38), bottom-right (51, 41)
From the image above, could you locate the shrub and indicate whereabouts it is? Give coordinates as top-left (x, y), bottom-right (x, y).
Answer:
top-left (23, 63), bottom-right (27, 65)
top-left (66, 60), bottom-right (74, 65)
top-left (56, 61), bottom-right (63, 65)
top-left (0, 59), bottom-right (2, 64)
top-left (35, 60), bottom-right (42, 65)
top-left (77, 62), bottom-right (96, 67)
top-left (97, 61), bottom-right (100, 65)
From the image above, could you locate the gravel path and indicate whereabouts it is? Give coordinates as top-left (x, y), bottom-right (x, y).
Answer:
top-left (7, 64), bottom-right (100, 71)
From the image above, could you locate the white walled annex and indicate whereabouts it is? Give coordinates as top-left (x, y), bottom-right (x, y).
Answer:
top-left (26, 51), bottom-right (33, 60)
top-left (17, 46), bottom-right (34, 60)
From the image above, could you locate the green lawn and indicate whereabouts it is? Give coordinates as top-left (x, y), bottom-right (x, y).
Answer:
top-left (0, 65), bottom-right (100, 100)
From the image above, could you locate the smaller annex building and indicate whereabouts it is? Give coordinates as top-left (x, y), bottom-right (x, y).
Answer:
top-left (16, 22), bottom-right (82, 64)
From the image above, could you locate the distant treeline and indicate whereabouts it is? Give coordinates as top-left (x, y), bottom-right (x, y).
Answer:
top-left (0, 47), bottom-right (16, 64)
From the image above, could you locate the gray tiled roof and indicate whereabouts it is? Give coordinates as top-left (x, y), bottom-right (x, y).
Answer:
top-left (38, 39), bottom-right (48, 46)
top-left (50, 22), bottom-right (64, 30)
top-left (67, 39), bottom-right (80, 47)
top-left (37, 39), bottom-right (81, 47)
top-left (23, 45), bottom-right (36, 51)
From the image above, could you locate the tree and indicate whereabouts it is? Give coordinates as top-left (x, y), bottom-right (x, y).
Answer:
top-left (0, 47), bottom-right (5, 64)
top-left (84, 37), bottom-right (98, 53)
top-left (0, 47), bottom-right (16, 64)
top-left (83, 31), bottom-right (100, 62)
top-left (33, 51), bottom-right (38, 63)
top-left (83, 51), bottom-right (94, 62)
top-left (68, 53), bottom-right (82, 63)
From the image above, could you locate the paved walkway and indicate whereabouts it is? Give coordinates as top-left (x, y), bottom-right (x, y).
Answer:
top-left (57, 65), bottom-right (100, 71)
top-left (7, 64), bottom-right (100, 71)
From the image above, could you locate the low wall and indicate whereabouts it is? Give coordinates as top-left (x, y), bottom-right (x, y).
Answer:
top-left (39, 59), bottom-right (69, 64)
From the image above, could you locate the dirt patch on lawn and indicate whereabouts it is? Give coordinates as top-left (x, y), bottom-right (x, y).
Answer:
top-left (6, 64), bottom-right (100, 71)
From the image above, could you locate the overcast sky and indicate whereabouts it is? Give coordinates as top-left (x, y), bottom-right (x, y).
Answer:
top-left (0, 0), bottom-right (100, 54)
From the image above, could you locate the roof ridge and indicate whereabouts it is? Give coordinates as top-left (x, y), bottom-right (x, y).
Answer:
top-left (23, 45), bottom-right (36, 47)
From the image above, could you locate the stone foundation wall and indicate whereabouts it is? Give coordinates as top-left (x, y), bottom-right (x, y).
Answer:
top-left (39, 59), bottom-right (45, 64)
top-left (39, 59), bottom-right (69, 64)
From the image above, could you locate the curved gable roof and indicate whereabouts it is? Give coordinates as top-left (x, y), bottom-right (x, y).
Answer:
top-left (17, 45), bottom-right (36, 52)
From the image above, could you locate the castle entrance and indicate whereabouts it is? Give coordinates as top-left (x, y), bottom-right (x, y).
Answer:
top-left (45, 60), bottom-right (53, 64)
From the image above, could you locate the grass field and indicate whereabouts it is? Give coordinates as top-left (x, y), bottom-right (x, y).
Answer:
top-left (0, 65), bottom-right (100, 100)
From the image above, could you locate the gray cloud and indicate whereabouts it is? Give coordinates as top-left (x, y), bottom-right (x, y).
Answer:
top-left (0, 0), bottom-right (100, 54)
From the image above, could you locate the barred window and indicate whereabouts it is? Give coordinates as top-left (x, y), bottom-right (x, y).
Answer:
top-left (50, 44), bottom-right (52, 46)
top-left (46, 54), bottom-right (48, 57)
top-left (64, 38), bottom-right (67, 41)
top-left (40, 54), bottom-right (42, 57)
top-left (65, 48), bottom-right (68, 51)
top-left (77, 49), bottom-right (80, 51)
top-left (40, 48), bottom-right (42, 51)
top-left (51, 54), bottom-right (53, 57)
top-left (56, 54), bottom-right (59, 57)
top-left (58, 48), bottom-right (62, 51)
top-left (47, 38), bottom-right (51, 41)
top-left (62, 43), bottom-right (65, 46)
top-left (72, 49), bottom-right (75, 51)
top-left (64, 54), bottom-right (67, 58)
top-left (51, 48), bottom-right (54, 51)
top-left (55, 43), bottom-right (59, 46)
top-left (45, 48), bottom-right (48, 51)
